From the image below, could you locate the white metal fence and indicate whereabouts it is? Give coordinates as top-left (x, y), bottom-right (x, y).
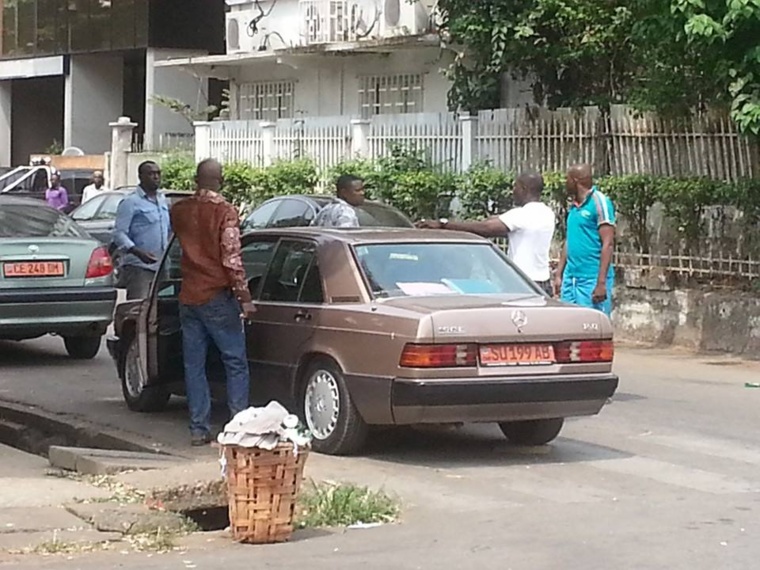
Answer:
top-left (195, 105), bottom-right (760, 180)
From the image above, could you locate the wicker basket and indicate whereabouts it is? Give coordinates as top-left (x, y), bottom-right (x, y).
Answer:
top-left (223, 443), bottom-right (309, 544)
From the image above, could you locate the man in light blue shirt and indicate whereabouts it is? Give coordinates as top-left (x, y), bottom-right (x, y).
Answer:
top-left (554, 164), bottom-right (616, 317)
top-left (112, 161), bottom-right (171, 299)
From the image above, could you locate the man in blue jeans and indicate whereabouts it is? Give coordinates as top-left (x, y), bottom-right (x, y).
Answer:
top-left (170, 159), bottom-right (257, 446)
top-left (553, 164), bottom-right (616, 317)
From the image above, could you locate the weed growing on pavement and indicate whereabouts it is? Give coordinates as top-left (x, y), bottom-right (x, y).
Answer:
top-left (296, 481), bottom-right (399, 529)
top-left (125, 527), bottom-right (192, 552)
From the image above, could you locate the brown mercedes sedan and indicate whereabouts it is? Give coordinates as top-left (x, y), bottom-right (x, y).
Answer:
top-left (107, 228), bottom-right (618, 455)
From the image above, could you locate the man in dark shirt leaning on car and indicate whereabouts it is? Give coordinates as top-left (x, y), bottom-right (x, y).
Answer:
top-left (170, 158), bottom-right (257, 446)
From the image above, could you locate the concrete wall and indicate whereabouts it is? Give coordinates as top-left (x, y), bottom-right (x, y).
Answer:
top-left (0, 82), bottom-right (10, 166)
top-left (64, 54), bottom-right (124, 153)
top-left (145, 48), bottom-right (208, 150)
top-left (612, 268), bottom-right (760, 359)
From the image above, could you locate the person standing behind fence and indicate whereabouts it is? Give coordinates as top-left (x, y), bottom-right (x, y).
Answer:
top-left (416, 171), bottom-right (556, 295)
top-left (553, 164), bottom-right (616, 317)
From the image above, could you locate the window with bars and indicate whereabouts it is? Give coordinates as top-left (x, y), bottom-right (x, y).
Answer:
top-left (238, 81), bottom-right (295, 121)
top-left (358, 74), bottom-right (424, 118)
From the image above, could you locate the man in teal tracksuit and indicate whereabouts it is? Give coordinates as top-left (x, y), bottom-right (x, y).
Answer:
top-left (553, 164), bottom-right (616, 317)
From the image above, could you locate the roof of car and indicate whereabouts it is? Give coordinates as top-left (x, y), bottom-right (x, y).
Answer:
top-left (0, 195), bottom-right (55, 208)
top-left (244, 227), bottom-right (488, 244)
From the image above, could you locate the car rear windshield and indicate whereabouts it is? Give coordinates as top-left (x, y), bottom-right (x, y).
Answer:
top-left (355, 203), bottom-right (414, 228)
top-left (354, 242), bottom-right (537, 298)
top-left (0, 203), bottom-right (88, 238)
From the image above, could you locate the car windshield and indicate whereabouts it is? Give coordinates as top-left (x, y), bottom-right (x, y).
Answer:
top-left (355, 203), bottom-right (413, 228)
top-left (0, 203), bottom-right (88, 238)
top-left (354, 242), bottom-right (537, 299)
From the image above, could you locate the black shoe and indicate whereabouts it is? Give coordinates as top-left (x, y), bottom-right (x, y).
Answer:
top-left (191, 432), bottom-right (213, 447)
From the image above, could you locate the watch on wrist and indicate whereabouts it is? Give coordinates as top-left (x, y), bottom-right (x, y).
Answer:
top-left (439, 218), bottom-right (449, 228)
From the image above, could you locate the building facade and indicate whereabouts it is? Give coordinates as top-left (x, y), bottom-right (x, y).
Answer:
top-left (159, 0), bottom-right (532, 123)
top-left (0, 0), bottom-right (225, 166)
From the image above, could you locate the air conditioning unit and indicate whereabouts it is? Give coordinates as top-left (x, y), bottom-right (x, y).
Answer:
top-left (379, 0), bottom-right (434, 37)
top-left (226, 9), bottom-right (260, 53)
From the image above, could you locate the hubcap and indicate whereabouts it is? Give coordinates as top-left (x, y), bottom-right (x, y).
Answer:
top-left (124, 342), bottom-right (146, 398)
top-left (304, 369), bottom-right (340, 440)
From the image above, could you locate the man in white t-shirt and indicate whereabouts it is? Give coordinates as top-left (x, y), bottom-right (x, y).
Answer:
top-left (81, 171), bottom-right (109, 203)
top-left (417, 171), bottom-right (556, 296)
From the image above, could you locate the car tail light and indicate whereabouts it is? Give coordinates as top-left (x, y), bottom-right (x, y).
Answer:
top-left (399, 344), bottom-right (477, 368)
top-left (86, 246), bottom-right (114, 279)
top-left (554, 340), bottom-right (614, 363)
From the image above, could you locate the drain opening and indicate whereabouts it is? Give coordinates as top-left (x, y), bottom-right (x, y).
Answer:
top-left (182, 506), bottom-right (230, 531)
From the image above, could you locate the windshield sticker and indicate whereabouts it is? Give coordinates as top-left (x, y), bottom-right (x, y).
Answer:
top-left (389, 253), bottom-right (418, 261)
top-left (441, 279), bottom-right (501, 294)
top-left (396, 282), bottom-right (454, 296)
top-left (356, 247), bottom-right (368, 256)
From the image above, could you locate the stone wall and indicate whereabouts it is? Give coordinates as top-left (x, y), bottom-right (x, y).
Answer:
top-left (612, 268), bottom-right (760, 358)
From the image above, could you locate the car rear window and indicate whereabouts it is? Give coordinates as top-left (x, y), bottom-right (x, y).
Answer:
top-left (0, 203), bottom-right (88, 238)
top-left (355, 203), bottom-right (414, 228)
top-left (354, 242), bottom-right (536, 298)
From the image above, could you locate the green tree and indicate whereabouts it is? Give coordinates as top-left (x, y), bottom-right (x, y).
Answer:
top-left (672, 0), bottom-right (760, 133)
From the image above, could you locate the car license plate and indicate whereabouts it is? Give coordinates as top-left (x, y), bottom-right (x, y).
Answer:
top-left (479, 344), bottom-right (555, 366)
top-left (3, 261), bottom-right (65, 278)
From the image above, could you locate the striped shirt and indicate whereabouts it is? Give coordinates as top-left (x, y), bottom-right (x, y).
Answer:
top-left (565, 186), bottom-right (616, 279)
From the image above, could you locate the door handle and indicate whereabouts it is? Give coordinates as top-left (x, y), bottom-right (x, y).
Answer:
top-left (294, 310), bottom-right (312, 322)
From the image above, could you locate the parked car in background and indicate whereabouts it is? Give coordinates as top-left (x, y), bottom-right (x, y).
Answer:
top-left (240, 195), bottom-right (414, 232)
top-left (70, 188), bottom-right (192, 244)
top-left (0, 196), bottom-right (116, 359)
top-left (107, 227), bottom-right (618, 455)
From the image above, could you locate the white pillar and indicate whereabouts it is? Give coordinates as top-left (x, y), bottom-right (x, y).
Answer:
top-left (194, 121), bottom-right (212, 163)
top-left (350, 119), bottom-right (370, 158)
top-left (64, 54), bottom-right (124, 153)
top-left (460, 114), bottom-right (478, 172)
top-left (109, 117), bottom-right (137, 190)
top-left (261, 122), bottom-right (276, 166)
top-left (0, 81), bottom-right (11, 166)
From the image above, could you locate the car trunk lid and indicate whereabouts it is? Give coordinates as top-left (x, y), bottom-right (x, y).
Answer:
top-left (0, 237), bottom-right (100, 288)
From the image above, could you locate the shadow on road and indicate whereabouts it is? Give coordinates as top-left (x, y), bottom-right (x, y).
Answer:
top-left (0, 339), bottom-right (70, 366)
top-left (362, 424), bottom-right (632, 469)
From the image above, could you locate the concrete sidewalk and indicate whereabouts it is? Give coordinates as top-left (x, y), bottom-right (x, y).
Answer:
top-left (0, 444), bottom-right (119, 554)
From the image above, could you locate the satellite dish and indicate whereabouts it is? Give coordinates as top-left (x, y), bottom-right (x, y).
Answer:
top-left (61, 146), bottom-right (85, 156)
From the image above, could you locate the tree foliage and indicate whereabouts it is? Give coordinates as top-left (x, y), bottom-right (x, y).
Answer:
top-left (437, 0), bottom-right (760, 133)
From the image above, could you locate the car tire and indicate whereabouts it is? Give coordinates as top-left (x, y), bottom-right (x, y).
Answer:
top-left (63, 335), bottom-right (102, 360)
top-left (300, 357), bottom-right (368, 456)
top-left (120, 337), bottom-right (170, 413)
top-left (498, 418), bottom-right (564, 446)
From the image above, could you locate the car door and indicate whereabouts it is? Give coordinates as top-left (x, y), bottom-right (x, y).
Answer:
top-left (146, 236), bottom-right (184, 386)
top-left (146, 235), bottom-right (280, 394)
top-left (246, 238), bottom-right (322, 407)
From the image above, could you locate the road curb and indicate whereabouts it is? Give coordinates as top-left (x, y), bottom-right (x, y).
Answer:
top-left (0, 399), bottom-right (189, 460)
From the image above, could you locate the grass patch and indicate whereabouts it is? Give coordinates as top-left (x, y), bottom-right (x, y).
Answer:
top-left (296, 481), bottom-right (399, 529)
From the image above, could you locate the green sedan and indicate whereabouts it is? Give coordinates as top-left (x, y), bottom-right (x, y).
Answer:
top-left (0, 196), bottom-right (117, 359)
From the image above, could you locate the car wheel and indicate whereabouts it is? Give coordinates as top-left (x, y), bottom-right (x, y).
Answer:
top-left (498, 418), bottom-right (564, 446)
top-left (121, 337), bottom-right (170, 413)
top-left (300, 358), bottom-right (368, 456)
top-left (63, 335), bottom-right (102, 360)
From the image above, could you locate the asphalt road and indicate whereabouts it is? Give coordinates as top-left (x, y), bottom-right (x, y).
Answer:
top-left (1, 335), bottom-right (759, 569)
